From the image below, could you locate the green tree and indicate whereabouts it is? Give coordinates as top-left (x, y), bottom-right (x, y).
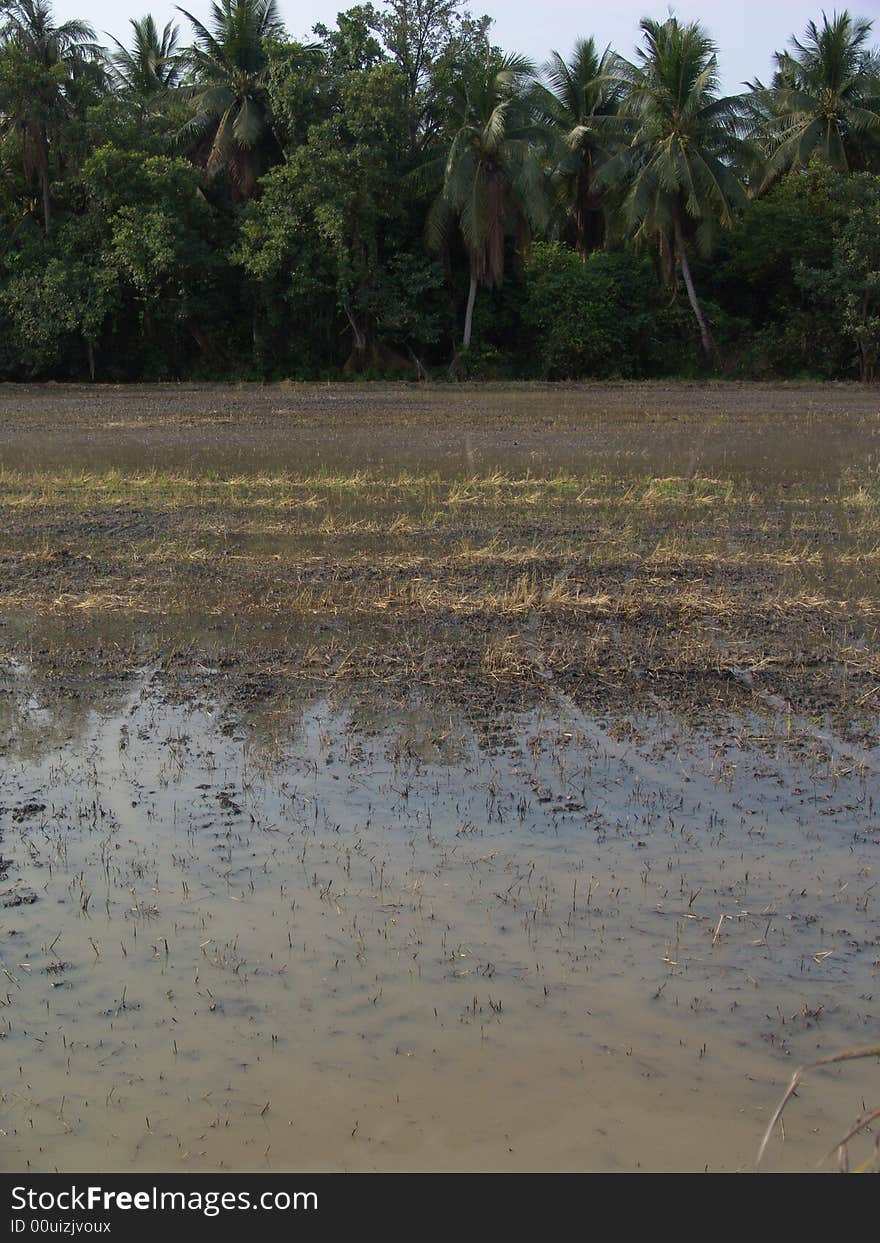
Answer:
top-left (532, 38), bottom-right (623, 257)
top-left (797, 172), bottom-right (880, 380)
top-left (236, 59), bottom-right (439, 373)
top-left (1, 144), bottom-right (226, 378)
top-left (601, 16), bottom-right (749, 355)
top-left (106, 15), bottom-right (182, 99)
top-left (378, 0), bottom-right (493, 153)
top-left (749, 10), bottom-right (880, 185)
top-left (176, 0), bottom-right (284, 200)
top-left (0, 0), bottom-right (99, 231)
top-left (522, 241), bottom-right (654, 377)
top-left (266, 9), bottom-right (379, 151)
top-left (709, 163), bottom-right (851, 375)
top-left (84, 146), bottom-right (222, 351)
top-left (424, 51), bottom-right (547, 351)
top-left (263, 39), bottom-right (328, 152)
top-left (1, 226), bottom-right (116, 376)
top-left (312, 5), bottom-right (384, 76)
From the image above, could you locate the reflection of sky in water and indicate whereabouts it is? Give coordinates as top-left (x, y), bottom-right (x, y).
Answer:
top-left (1, 665), bottom-right (878, 1172)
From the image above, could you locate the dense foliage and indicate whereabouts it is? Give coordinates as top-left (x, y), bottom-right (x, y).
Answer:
top-left (0, 1), bottom-right (878, 381)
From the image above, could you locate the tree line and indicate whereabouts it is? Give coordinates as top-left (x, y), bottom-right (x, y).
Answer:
top-left (0, 0), bottom-right (878, 382)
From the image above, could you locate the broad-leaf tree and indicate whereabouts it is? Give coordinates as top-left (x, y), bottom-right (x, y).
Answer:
top-left (235, 58), bottom-right (442, 373)
top-left (797, 171), bottom-right (880, 380)
top-left (378, 0), bottom-right (492, 153)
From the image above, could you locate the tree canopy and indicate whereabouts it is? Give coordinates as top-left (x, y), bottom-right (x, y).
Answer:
top-left (0, 2), bottom-right (878, 381)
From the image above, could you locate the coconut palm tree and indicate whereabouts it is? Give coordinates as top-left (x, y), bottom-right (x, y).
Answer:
top-left (106, 15), bottom-right (183, 99)
top-left (749, 10), bottom-right (880, 184)
top-left (531, 38), bottom-right (623, 257)
top-left (600, 16), bottom-right (749, 356)
top-left (425, 51), bottom-right (547, 350)
top-left (176, 0), bottom-right (284, 201)
top-left (0, 0), bottom-right (99, 231)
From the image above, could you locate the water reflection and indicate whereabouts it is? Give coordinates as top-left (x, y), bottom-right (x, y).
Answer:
top-left (1, 660), bottom-right (878, 1172)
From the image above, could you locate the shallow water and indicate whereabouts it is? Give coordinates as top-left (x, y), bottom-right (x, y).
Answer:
top-left (2, 381), bottom-right (878, 482)
top-left (2, 666), bottom-right (877, 1172)
top-left (2, 383), bottom-right (879, 1172)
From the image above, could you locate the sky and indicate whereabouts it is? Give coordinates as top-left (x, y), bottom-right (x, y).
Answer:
top-left (52, 0), bottom-right (880, 93)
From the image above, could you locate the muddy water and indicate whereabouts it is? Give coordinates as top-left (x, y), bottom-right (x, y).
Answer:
top-left (2, 382), bottom-right (879, 1172)
top-left (2, 382), bottom-right (879, 481)
top-left (2, 666), bottom-right (877, 1172)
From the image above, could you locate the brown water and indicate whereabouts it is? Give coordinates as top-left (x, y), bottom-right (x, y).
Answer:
top-left (1, 381), bottom-right (878, 481)
top-left (2, 383), bottom-right (879, 1173)
top-left (2, 664), bottom-right (877, 1173)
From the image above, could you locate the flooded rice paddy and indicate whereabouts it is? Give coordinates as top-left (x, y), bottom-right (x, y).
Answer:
top-left (1, 382), bottom-right (879, 1172)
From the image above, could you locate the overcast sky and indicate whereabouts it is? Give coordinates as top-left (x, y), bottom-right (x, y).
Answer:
top-left (52, 0), bottom-right (880, 93)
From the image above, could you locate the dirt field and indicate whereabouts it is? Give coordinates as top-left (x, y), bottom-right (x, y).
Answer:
top-left (1, 382), bottom-right (878, 1172)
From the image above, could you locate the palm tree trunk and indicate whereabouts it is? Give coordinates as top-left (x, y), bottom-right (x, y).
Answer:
top-left (40, 173), bottom-right (51, 234)
top-left (37, 127), bottom-right (51, 234)
top-left (576, 163), bottom-right (603, 260)
top-left (463, 269), bottom-right (478, 350)
top-left (344, 305), bottom-right (366, 355)
top-left (576, 170), bottom-right (588, 261)
top-left (673, 211), bottom-right (714, 357)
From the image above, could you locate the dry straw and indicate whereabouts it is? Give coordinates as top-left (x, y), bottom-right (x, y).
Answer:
top-left (757, 1044), bottom-right (880, 1172)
